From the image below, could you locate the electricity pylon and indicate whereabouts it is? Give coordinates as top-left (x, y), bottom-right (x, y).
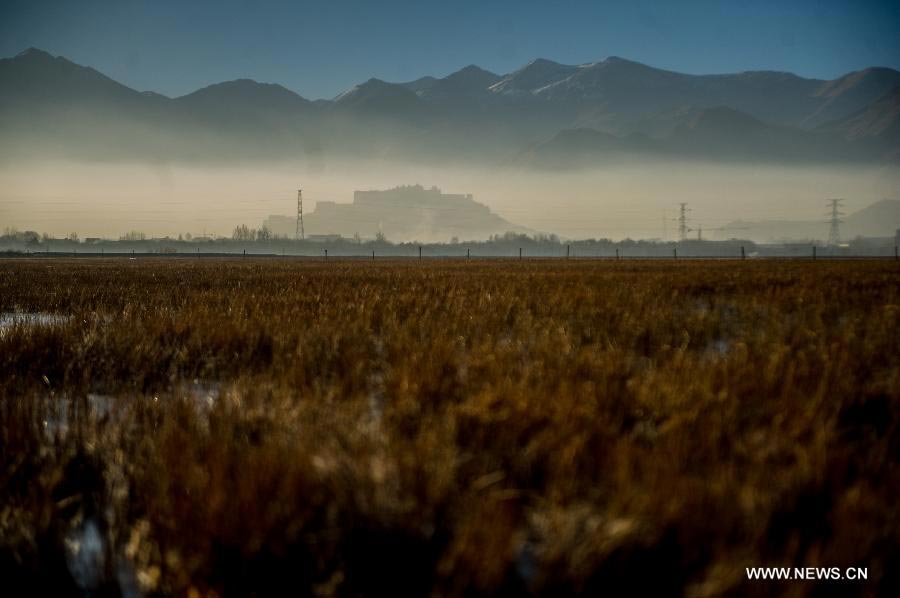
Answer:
top-left (296, 189), bottom-right (304, 240)
top-left (826, 199), bottom-right (845, 246)
top-left (678, 203), bottom-right (691, 241)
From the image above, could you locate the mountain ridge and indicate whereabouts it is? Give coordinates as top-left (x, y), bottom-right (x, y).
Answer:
top-left (1, 48), bottom-right (898, 165)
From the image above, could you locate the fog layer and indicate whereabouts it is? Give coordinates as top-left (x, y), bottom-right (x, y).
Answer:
top-left (2, 157), bottom-right (897, 242)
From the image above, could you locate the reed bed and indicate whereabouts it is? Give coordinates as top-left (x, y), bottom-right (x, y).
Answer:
top-left (1, 258), bottom-right (898, 596)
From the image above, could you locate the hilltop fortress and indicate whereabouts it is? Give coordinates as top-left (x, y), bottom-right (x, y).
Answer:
top-left (264, 185), bottom-right (524, 242)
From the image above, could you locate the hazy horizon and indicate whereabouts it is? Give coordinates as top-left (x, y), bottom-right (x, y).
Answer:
top-left (2, 157), bottom-right (898, 242)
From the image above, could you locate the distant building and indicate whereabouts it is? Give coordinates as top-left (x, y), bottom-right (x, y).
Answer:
top-left (353, 185), bottom-right (475, 207)
top-left (263, 184), bottom-right (525, 242)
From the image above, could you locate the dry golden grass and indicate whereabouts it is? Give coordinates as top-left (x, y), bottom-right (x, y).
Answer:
top-left (1, 258), bottom-right (898, 596)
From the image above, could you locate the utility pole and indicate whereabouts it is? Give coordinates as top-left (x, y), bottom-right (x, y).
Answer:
top-left (678, 203), bottom-right (691, 242)
top-left (826, 199), bottom-right (845, 246)
top-left (296, 189), bottom-right (305, 241)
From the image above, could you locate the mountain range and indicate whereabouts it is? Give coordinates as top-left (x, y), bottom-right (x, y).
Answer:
top-left (1, 48), bottom-right (898, 166)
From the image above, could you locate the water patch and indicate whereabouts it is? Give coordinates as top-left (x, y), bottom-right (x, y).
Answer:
top-left (64, 517), bottom-right (107, 591)
top-left (43, 400), bottom-right (70, 440)
top-left (87, 393), bottom-right (116, 418)
top-left (707, 339), bottom-right (731, 357)
top-left (64, 515), bottom-right (147, 597)
top-left (42, 384), bottom-right (220, 442)
top-left (185, 379), bottom-right (221, 412)
top-left (0, 311), bottom-right (71, 336)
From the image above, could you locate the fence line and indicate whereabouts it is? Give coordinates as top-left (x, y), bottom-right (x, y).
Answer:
top-left (7, 251), bottom-right (900, 261)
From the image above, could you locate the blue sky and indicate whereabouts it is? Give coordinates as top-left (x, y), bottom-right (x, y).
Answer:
top-left (1, 0), bottom-right (898, 99)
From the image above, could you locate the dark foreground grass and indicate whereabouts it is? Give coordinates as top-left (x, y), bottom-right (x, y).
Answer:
top-left (1, 258), bottom-right (898, 596)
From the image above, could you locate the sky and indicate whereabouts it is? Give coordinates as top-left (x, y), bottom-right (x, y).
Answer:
top-left (1, 0), bottom-right (899, 100)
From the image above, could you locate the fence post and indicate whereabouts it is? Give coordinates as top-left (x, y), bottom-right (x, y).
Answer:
top-left (372, 250), bottom-right (375, 261)
top-left (673, 247), bottom-right (677, 259)
top-left (616, 248), bottom-right (619, 260)
top-left (419, 246), bottom-right (422, 260)
top-left (566, 244), bottom-right (570, 259)
top-left (519, 247), bottom-right (522, 260)
top-left (325, 249), bottom-right (328, 261)
top-left (467, 248), bottom-right (470, 261)
top-left (741, 246), bottom-right (745, 260)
